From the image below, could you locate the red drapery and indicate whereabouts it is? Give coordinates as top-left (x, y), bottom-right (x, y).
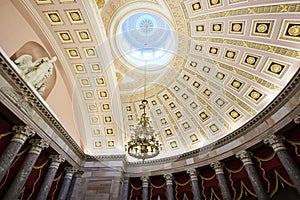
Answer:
top-left (47, 164), bottom-right (65, 200)
top-left (0, 114), bottom-right (14, 154)
top-left (150, 175), bottom-right (167, 200)
top-left (252, 144), bottom-right (294, 198)
top-left (174, 172), bottom-right (193, 200)
top-left (224, 158), bottom-right (256, 200)
top-left (0, 141), bottom-right (31, 196)
top-left (199, 167), bottom-right (222, 200)
top-left (128, 177), bottom-right (143, 200)
top-left (19, 150), bottom-right (50, 200)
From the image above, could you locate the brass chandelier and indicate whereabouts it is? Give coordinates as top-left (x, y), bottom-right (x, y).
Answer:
top-left (126, 99), bottom-right (161, 161)
top-left (126, 52), bottom-right (161, 161)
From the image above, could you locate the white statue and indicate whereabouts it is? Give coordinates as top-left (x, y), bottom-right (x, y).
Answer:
top-left (14, 55), bottom-right (57, 95)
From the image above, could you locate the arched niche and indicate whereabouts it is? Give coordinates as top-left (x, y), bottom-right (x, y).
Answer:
top-left (10, 41), bottom-right (57, 99)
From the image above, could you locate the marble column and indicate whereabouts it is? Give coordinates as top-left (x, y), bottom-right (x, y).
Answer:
top-left (122, 177), bottom-right (129, 200)
top-left (141, 176), bottom-right (149, 200)
top-left (187, 168), bottom-right (202, 200)
top-left (36, 154), bottom-right (65, 200)
top-left (0, 125), bottom-right (35, 182)
top-left (164, 174), bottom-right (174, 200)
top-left (3, 138), bottom-right (49, 200)
top-left (57, 167), bottom-right (78, 200)
top-left (264, 134), bottom-right (300, 194)
top-left (211, 161), bottom-right (232, 200)
top-left (236, 150), bottom-right (268, 200)
top-left (66, 170), bottom-right (84, 200)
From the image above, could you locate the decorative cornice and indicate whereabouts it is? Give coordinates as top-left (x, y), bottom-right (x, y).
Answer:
top-left (0, 50), bottom-right (85, 159)
top-left (85, 154), bottom-right (126, 161)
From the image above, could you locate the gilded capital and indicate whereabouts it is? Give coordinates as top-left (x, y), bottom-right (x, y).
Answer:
top-left (263, 134), bottom-right (286, 152)
top-left (236, 150), bottom-right (253, 165)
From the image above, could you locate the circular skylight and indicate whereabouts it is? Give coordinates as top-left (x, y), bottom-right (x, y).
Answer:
top-left (117, 12), bottom-right (176, 71)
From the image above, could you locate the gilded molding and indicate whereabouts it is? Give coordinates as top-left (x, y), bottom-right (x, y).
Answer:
top-left (194, 37), bottom-right (300, 60)
top-left (189, 4), bottom-right (300, 21)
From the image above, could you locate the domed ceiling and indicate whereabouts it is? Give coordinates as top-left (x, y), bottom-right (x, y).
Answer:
top-left (15, 0), bottom-right (300, 161)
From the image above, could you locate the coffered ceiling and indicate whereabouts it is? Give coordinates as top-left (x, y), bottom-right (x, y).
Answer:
top-left (12, 0), bottom-right (300, 161)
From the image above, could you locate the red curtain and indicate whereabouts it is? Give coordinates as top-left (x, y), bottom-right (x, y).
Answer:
top-left (252, 144), bottom-right (294, 198)
top-left (0, 114), bottom-right (14, 154)
top-left (199, 167), bottom-right (222, 200)
top-left (47, 164), bottom-right (65, 200)
top-left (19, 150), bottom-right (50, 200)
top-left (0, 141), bottom-right (31, 196)
top-left (150, 175), bottom-right (167, 200)
top-left (174, 172), bottom-right (193, 200)
top-left (224, 158), bottom-right (256, 199)
top-left (128, 177), bottom-right (142, 200)
top-left (284, 125), bottom-right (300, 166)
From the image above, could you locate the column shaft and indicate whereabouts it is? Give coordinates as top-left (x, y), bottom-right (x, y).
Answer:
top-left (166, 184), bottom-right (174, 200)
top-left (191, 180), bottom-right (201, 200)
top-left (277, 150), bottom-right (300, 194)
top-left (0, 125), bottom-right (35, 182)
top-left (244, 164), bottom-right (268, 200)
top-left (57, 167), bottom-right (77, 200)
top-left (264, 134), bottom-right (300, 194)
top-left (187, 169), bottom-right (202, 200)
top-left (66, 171), bottom-right (83, 200)
top-left (236, 150), bottom-right (268, 200)
top-left (164, 174), bottom-right (174, 200)
top-left (211, 161), bottom-right (232, 200)
top-left (122, 179), bottom-right (129, 200)
top-left (3, 139), bottom-right (49, 200)
top-left (216, 174), bottom-right (232, 200)
top-left (141, 176), bottom-right (149, 200)
top-left (36, 155), bottom-right (65, 200)
top-left (142, 187), bottom-right (148, 200)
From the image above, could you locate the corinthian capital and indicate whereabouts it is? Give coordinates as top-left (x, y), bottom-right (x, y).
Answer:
top-left (263, 134), bottom-right (286, 152)
top-left (236, 150), bottom-right (253, 165)
top-left (141, 176), bottom-right (149, 187)
top-left (187, 168), bottom-right (198, 180)
top-left (210, 161), bottom-right (225, 174)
